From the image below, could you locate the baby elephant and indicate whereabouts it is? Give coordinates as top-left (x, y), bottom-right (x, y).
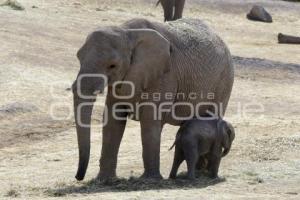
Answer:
top-left (169, 118), bottom-right (235, 180)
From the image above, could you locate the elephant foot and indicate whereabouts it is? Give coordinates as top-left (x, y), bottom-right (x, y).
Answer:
top-left (208, 173), bottom-right (219, 179)
top-left (169, 174), bottom-right (176, 179)
top-left (96, 171), bottom-right (116, 182)
top-left (208, 176), bottom-right (226, 184)
top-left (187, 176), bottom-right (196, 181)
top-left (140, 170), bottom-right (163, 180)
top-left (186, 173), bottom-right (196, 180)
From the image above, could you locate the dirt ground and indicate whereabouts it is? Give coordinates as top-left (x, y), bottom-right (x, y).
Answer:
top-left (0, 0), bottom-right (299, 199)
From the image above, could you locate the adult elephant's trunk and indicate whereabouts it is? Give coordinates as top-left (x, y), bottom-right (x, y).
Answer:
top-left (73, 86), bottom-right (95, 181)
top-left (72, 70), bottom-right (106, 180)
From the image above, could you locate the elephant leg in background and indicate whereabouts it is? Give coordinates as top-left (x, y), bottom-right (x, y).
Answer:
top-left (173, 0), bottom-right (185, 20)
top-left (169, 146), bottom-right (184, 179)
top-left (160, 0), bottom-right (175, 21)
top-left (98, 103), bottom-right (128, 180)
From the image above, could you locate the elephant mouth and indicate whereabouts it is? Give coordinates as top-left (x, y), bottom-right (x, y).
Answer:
top-left (90, 81), bottom-right (106, 96)
top-left (93, 89), bottom-right (103, 95)
top-left (110, 71), bottom-right (130, 94)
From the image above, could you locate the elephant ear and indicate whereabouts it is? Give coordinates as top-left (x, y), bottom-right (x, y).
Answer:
top-left (221, 121), bottom-right (235, 157)
top-left (226, 122), bottom-right (235, 141)
top-left (121, 29), bottom-right (171, 95)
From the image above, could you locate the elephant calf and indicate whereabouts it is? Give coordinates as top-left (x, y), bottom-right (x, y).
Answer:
top-left (169, 118), bottom-right (235, 180)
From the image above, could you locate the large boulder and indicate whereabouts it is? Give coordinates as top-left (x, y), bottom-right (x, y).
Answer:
top-left (247, 5), bottom-right (272, 23)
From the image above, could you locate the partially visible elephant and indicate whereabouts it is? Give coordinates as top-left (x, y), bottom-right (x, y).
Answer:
top-left (156, 0), bottom-right (186, 21)
top-left (72, 18), bottom-right (234, 181)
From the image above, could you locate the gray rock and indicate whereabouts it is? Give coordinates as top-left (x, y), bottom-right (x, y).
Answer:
top-left (247, 5), bottom-right (272, 23)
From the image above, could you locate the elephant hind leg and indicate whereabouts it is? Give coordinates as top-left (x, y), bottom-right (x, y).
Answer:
top-left (196, 156), bottom-right (208, 171)
top-left (169, 146), bottom-right (184, 179)
top-left (183, 146), bottom-right (198, 180)
top-left (207, 154), bottom-right (221, 178)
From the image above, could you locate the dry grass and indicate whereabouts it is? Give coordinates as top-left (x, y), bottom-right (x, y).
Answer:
top-left (45, 174), bottom-right (225, 197)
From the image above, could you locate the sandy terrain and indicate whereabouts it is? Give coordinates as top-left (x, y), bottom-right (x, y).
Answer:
top-left (0, 0), bottom-right (299, 199)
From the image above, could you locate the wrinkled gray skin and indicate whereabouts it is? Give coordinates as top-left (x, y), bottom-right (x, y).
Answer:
top-left (169, 118), bottom-right (235, 180)
top-left (72, 18), bottom-right (234, 181)
top-left (156, 0), bottom-right (185, 21)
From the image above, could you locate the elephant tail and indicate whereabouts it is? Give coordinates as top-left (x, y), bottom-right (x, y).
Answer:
top-left (156, 0), bottom-right (161, 7)
top-left (169, 130), bottom-right (182, 151)
top-left (169, 141), bottom-right (176, 151)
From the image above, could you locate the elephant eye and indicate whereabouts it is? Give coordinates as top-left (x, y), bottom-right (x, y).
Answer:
top-left (108, 64), bottom-right (116, 69)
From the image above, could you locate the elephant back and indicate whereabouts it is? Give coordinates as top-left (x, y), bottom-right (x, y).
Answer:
top-left (167, 19), bottom-right (228, 65)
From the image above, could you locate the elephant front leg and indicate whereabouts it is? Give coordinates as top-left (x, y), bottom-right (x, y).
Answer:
top-left (140, 120), bottom-right (163, 179)
top-left (97, 104), bottom-right (127, 181)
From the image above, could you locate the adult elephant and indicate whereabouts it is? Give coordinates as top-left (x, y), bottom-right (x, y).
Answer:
top-left (156, 0), bottom-right (186, 21)
top-left (72, 18), bottom-right (234, 181)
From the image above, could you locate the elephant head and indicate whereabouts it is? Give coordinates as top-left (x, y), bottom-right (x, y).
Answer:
top-left (72, 26), bottom-right (171, 180)
top-left (219, 120), bottom-right (235, 157)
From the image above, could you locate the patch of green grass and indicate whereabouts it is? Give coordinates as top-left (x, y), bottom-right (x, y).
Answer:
top-left (0, 0), bottom-right (25, 11)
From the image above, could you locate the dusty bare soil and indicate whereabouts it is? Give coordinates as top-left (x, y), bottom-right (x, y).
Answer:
top-left (0, 0), bottom-right (299, 199)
